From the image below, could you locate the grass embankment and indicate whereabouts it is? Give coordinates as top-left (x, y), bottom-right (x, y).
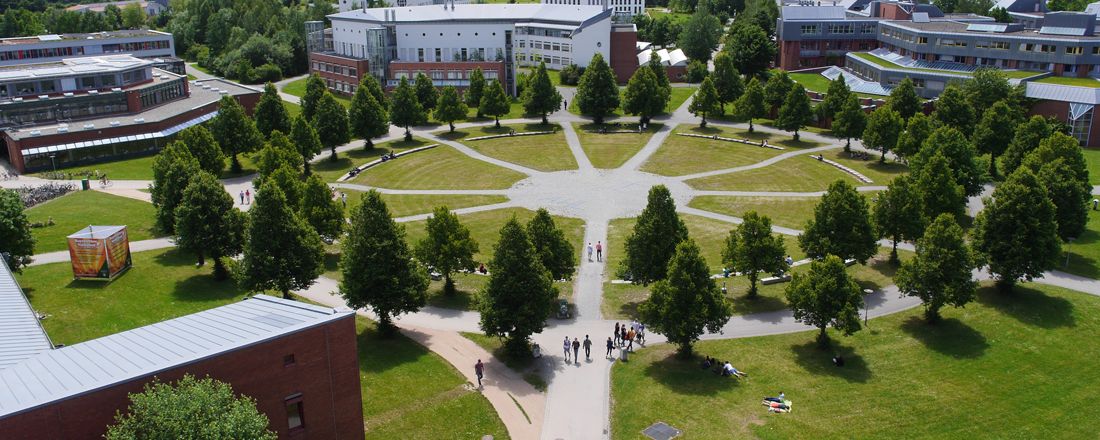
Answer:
top-left (25, 191), bottom-right (161, 253)
top-left (640, 126), bottom-right (787, 176)
top-left (686, 149), bottom-right (906, 192)
top-left (688, 196), bottom-right (820, 230)
top-left (611, 283), bottom-right (1100, 438)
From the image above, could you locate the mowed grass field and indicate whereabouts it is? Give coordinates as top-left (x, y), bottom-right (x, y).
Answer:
top-left (349, 144), bottom-right (527, 190)
top-left (575, 123), bottom-right (663, 169)
top-left (25, 191), bottom-right (161, 253)
top-left (688, 196), bottom-right (821, 230)
top-left (313, 138), bottom-right (434, 182)
top-left (1082, 147), bottom-right (1100, 185)
top-left (687, 154), bottom-right (869, 192)
top-left (1064, 206), bottom-right (1100, 279)
top-left (450, 123), bottom-right (578, 172)
top-left (36, 152), bottom-right (261, 181)
top-left (611, 283), bottom-right (1100, 439)
top-left (337, 189), bottom-right (509, 219)
top-left (640, 126), bottom-right (786, 176)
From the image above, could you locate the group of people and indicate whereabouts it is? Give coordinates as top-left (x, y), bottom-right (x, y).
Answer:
top-left (238, 189), bottom-right (252, 205)
top-left (612, 321), bottom-right (644, 352)
top-left (563, 335), bottom-right (594, 363)
top-left (763, 392), bottom-right (791, 413)
top-left (380, 152), bottom-right (399, 162)
top-left (701, 356), bottom-right (748, 379)
top-left (586, 241), bottom-right (603, 262)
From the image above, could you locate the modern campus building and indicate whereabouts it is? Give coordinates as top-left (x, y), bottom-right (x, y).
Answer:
top-left (65, 1), bottom-right (168, 16)
top-left (0, 55), bottom-right (260, 173)
top-left (0, 30), bottom-right (183, 74)
top-left (541, 0), bottom-right (646, 18)
top-left (777, 0), bottom-right (1100, 146)
top-left (308, 3), bottom-right (643, 97)
top-left (0, 262), bottom-right (365, 439)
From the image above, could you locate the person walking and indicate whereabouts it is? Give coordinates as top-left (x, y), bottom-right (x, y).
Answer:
top-left (596, 241), bottom-right (603, 262)
top-left (583, 335), bottom-right (592, 360)
top-left (613, 323), bottom-right (620, 345)
top-left (620, 325), bottom-right (627, 348)
top-left (475, 359), bottom-right (484, 388)
top-left (638, 322), bottom-right (646, 345)
top-left (239, 190), bottom-right (245, 205)
top-left (341, 192), bottom-right (347, 208)
top-left (587, 243), bottom-right (594, 262)
top-left (563, 336), bottom-right (571, 363)
top-left (245, 189), bottom-right (251, 204)
top-left (572, 337), bottom-right (580, 364)
top-left (626, 328), bottom-right (635, 352)
top-left (606, 337), bottom-right (614, 358)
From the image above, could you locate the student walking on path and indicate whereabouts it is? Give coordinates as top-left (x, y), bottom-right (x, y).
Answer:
top-left (596, 241), bottom-right (603, 262)
top-left (620, 325), bottom-right (627, 348)
top-left (475, 359), bottom-right (484, 388)
top-left (605, 337), bottom-right (614, 358)
top-left (613, 323), bottom-right (620, 345)
top-left (587, 243), bottom-right (593, 262)
top-left (563, 336), bottom-right (571, 363)
top-left (583, 335), bottom-right (592, 360)
top-left (572, 338), bottom-right (580, 364)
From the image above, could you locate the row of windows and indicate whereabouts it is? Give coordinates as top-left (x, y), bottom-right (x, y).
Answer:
top-left (517, 53), bottom-right (572, 66)
top-left (883, 27), bottom-right (1100, 55)
top-left (0, 94), bottom-right (129, 126)
top-left (0, 40), bottom-right (170, 62)
top-left (0, 70), bottom-right (142, 98)
top-left (800, 23), bottom-right (875, 35)
top-left (312, 61), bottom-right (358, 78)
top-left (518, 40), bottom-right (571, 52)
top-left (138, 79), bottom-right (185, 109)
top-left (392, 69), bottom-right (499, 80)
top-left (101, 40), bottom-right (170, 53)
top-left (326, 78), bottom-right (357, 94)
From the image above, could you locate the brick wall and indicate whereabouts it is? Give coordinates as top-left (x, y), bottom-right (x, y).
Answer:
top-left (609, 29), bottom-right (639, 84)
top-left (0, 315), bottom-right (364, 440)
top-left (1029, 99), bottom-right (1100, 147)
top-left (310, 52), bottom-right (372, 96)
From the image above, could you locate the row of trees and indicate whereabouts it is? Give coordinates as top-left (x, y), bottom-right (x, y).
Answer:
top-left (1, 2), bottom-right (151, 38)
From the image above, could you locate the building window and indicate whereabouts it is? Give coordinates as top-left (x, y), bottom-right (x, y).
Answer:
top-left (800, 25), bottom-right (818, 34)
top-left (992, 41), bottom-right (1009, 50)
top-left (1040, 44), bottom-right (1056, 53)
top-left (1067, 46), bottom-right (1084, 55)
top-left (828, 24), bottom-right (853, 34)
top-left (1069, 105), bottom-right (1092, 145)
top-left (1093, 47), bottom-right (1100, 55)
top-left (917, 37), bottom-right (928, 44)
top-left (417, 48), bottom-right (425, 62)
top-left (284, 354), bottom-right (296, 366)
top-left (286, 394), bottom-right (304, 431)
top-left (435, 48), bottom-right (442, 62)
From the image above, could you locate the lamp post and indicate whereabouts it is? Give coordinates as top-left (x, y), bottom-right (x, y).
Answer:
top-left (49, 154), bottom-right (56, 172)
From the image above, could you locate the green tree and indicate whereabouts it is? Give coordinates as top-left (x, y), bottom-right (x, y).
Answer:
top-left (479, 80), bottom-right (511, 128)
top-left (647, 51), bottom-right (672, 102)
top-left (254, 82), bottom-right (291, 138)
top-left (915, 153), bottom-right (968, 222)
top-left (120, 1), bottom-right (147, 29)
top-left (478, 217), bottom-right (557, 356)
top-left (341, 190), bottom-right (428, 332)
top-left (963, 68), bottom-right (1013, 121)
top-left (640, 239), bottom-right (732, 357)
top-left (522, 62), bottom-right (563, 125)
top-left (177, 125), bottom-right (224, 177)
top-left (414, 206), bottom-right (479, 295)
top-left (972, 100), bottom-right (1018, 178)
top-left (678, 3), bottom-right (722, 62)
top-left (300, 175), bottom-right (345, 242)
top-left (722, 211), bottom-right (788, 297)
top-left (466, 67), bottom-right (486, 117)
top-left (723, 23), bottom-right (775, 79)
top-left (624, 66), bottom-right (667, 125)
top-left (0, 190), bottom-right (35, 272)
top-left (887, 78), bottom-right (921, 121)
top-left (873, 175), bottom-right (925, 262)
top-left (817, 75), bottom-right (851, 121)
top-left (433, 86), bottom-right (467, 132)
top-left (862, 106), bottom-right (903, 159)
top-left (253, 131), bottom-right (301, 188)
top-left (359, 73), bottom-right (388, 109)
top-left (620, 185), bottom-right (689, 285)
top-left (799, 180), bottom-right (877, 264)
top-left (763, 70), bottom-right (793, 113)
top-left (104, 375), bottom-right (275, 440)
top-left (932, 84), bottom-right (976, 134)
top-left (1033, 159), bottom-right (1090, 242)
top-left (1001, 115), bottom-right (1053, 176)
top-left (895, 213), bottom-right (976, 322)
top-left (238, 181), bottom-right (324, 299)
top-left (174, 171), bottom-right (246, 280)
top-left (290, 115), bottom-right (323, 175)
top-left (831, 95), bottom-right (867, 149)
top-left (785, 255), bottom-right (864, 347)
top-left (894, 112), bottom-right (935, 162)
top-left (912, 126), bottom-right (984, 196)
top-left (711, 52), bottom-right (744, 111)
top-left (300, 74), bottom-right (327, 122)
top-left (390, 77), bottom-right (426, 141)
top-left (414, 72), bottom-right (439, 112)
top-left (313, 92), bottom-right (350, 160)
top-left (989, 6), bottom-right (1012, 22)
top-left (575, 53), bottom-right (620, 124)
top-left (267, 165), bottom-right (304, 212)
top-left (972, 168), bottom-right (1061, 291)
top-left (688, 76), bottom-right (721, 128)
top-left (151, 142), bottom-right (201, 234)
top-left (210, 96), bottom-right (262, 174)
top-left (526, 208), bottom-right (576, 281)
top-left (734, 77), bottom-right (766, 132)
top-left (1019, 131), bottom-right (1091, 190)
top-left (775, 83), bottom-right (813, 141)
top-left (348, 78), bottom-right (390, 148)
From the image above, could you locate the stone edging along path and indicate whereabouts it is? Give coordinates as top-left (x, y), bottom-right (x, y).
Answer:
top-left (677, 132), bottom-right (786, 150)
top-left (336, 144), bottom-right (439, 182)
top-left (811, 154), bottom-right (874, 183)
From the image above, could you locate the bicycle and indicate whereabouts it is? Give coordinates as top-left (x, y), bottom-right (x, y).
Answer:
top-left (99, 177), bottom-right (112, 188)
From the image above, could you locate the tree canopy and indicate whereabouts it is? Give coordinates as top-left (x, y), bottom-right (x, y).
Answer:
top-left (763, 70), bottom-right (794, 112)
top-left (711, 52), bottom-right (745, 109)
top-left (640, 239), bottom-right (732, 357)
top-left (466, 67), bottom-right (486, 117)
top-left (817, 75), bottom-right (851, 121)
top-left (1001, 115), bottom-right (1054, 176)
top-left (912, 126), bottom-right (984, 196)
top-left (734, 77), bottom-right (766, 132)
top-left (723, 22), bottom-right (775, 79)
top-left (349, 77), bottom-right (390, 148)
top-left (785, 255), bottom-right (864, 347)
top-left (290, 115), bottom-right (322, 175)
top-left (479, 80), bottom-right (511, 128)
top-left (972, 168), bottom-right (1061, 290)
top-left (300, 74), bottom-right (327, 122)
top-left (972, 100), bottom-right (1019, 177)
top-left (254, 82), bottom-right (291, 138)
top-left (932, 84), bottom-right (976, 134)
top-left (887, 78), bottom-right (921, 121)
top-left (238, 181), bottom-right (324, 299)
top-left (775, 84), bottom-right (813, 141)
top-left (0, 190), bottom-right (35, 272)
top-left (722, 211), bottom-right (788, 297)
top-left (151, 143), bottom-right (201, 235)
top-left (478, 217), bottom-right (557, 356)
top-left (414, 206), bottom-right (479, 295)
top-left (873, 175), bottom-right (925, 262)
top-left (526, 208), bottom-right (576, 281)
top-left (300, 175), bottom-right (345, 242)
top-left (313, 92), bottom-right (350, 159)
top-left (831, 95), bottom-right (867, 149)
top-left (688, 76), bottom-right (722, 127)
top-left (624, 66), bottom-right (668, 125)
top-left (799, 180), bottom-right (877, 264)
top-left (209, 96), bottom-right (262, 174)
top-left (390, 77), bottom-right (426, 141)
top-left (105, 375), bottom-right (275, 440)
top-left (575, 53), bottom-right (621, 124)
top-left (522, 62), bottom-right (563, 125)
top-left (862, 106), bottom-right (903, 159)
top-left (914, 153), bottom-right (967, 222)
top-left (174, 171), bottom-right (246, 280)
top-left (678, 3), bottom-right (723, 62)
top-left (620, 185), bottom-right (689, 284)
top-left (176, 125), bottom-right (224, 177)
top-left (896, 213), bottom-right (976, 322)
top-left (894, 112), bottom-right (935, 161)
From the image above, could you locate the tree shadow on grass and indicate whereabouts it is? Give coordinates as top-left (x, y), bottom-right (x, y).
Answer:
top-left (360, 324), bottom-right (436, 374)
top-left (686, 125), bottom-right (722, 135)
top-left (790, 340), bottom-right (872, 383)
top-left (977, 285), bottom-right (1075, 329)
top-left (323, 251), bottom-right (340, 276)
top-left (730, 293), bottom-right (787, 318)
top-left (900, 316), bottom-right (989, 359)
top-left (643, 352), bottom-right (740, 396)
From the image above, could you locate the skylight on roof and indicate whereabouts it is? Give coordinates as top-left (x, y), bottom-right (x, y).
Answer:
top-left (1039, 26), bottom-right (1088, 36)
top-left (966, 23), bottom-right (1009, 32)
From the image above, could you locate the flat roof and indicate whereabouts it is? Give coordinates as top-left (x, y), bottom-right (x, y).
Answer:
top-left (0, 30), bottom-right (171, 46)
top-left (0, 55), bottom-right (152, 82)
top-left (0, 295), bottom-right (353, 418)
top-left (330, 4), bottom-right (607, 24)
top-left (884, 19), bottom-right (1100, 41)
top-left (0, 263), bottom-right (52, 371)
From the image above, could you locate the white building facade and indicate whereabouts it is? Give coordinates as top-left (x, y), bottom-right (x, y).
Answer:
top-left (541, 0), bottom-right (644, 17)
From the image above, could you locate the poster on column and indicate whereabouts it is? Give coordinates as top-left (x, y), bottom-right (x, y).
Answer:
top-left (67, 225), bottom-right (132, 280)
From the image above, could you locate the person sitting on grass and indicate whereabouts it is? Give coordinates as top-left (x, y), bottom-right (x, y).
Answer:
top-left (701, 356), bottom-right (715, 369)
top-left (722, 361), bottom-right (748, 378)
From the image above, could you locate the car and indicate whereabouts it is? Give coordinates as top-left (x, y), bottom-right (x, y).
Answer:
top-left (556, 299), bottom-right (572, 319)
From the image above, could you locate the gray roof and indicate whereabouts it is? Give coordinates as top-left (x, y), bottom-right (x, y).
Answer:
top-left (0, 295), bottom-right (353, 419)
top-left (781, 6), bottom-right (848, 20)
top-left (0, 264), bottom-right (52, 371)
top-left (1026, 81), bottom-right (1100, 104)
top-left (330, 4), bottom-right (606, 24)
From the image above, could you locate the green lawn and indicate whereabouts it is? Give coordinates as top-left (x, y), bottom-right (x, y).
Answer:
top-left (1083, 147), bottom-right (1100, 185)
top-left (282, 77), bottom-right (351, 107)
top-left (824, 149), bottom-right (909, 184)
top-left (640, 126), bottom-right (786, 176)
top-left (667, 87), bottom-right (696, 112)
top-left (464, 99), bottom-right (530, 122)
top-left (790, 73), bottom-right (885, 99)
top-left (338, 189), bottom-right (509, 219)
top-left (449, 123), bottom-right (578, 172)
top-left (313, 137), bottom-right (433, 182)
top-left (575, 123), bottom-right (662, 169)
top-left (25, 191), bottom-right (161, 253)
top-left (850, 53), bottom-right (1041, 79)
top-left (611, 282), bottom-right (1100, 438)
top-left (686, 154), bottom-right (872, 192)
top-left (1034, 76), bottom-right (1100, 88)
top-left (1064, 207), bottom-right (1100, 279)
top-left (349, 144), bottom-right (527, 190)
top-left (283, 100), bottom-right (302, 119)
top-left (36, 152), bottom-right (260, 181)
top-left (688, 195), bottom-right (820, 230)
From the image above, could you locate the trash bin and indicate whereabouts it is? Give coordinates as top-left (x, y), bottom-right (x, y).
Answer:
top-left (619, 346), bottom-right (628, 362)
top-left (81, 178), bottom-right (90, 191)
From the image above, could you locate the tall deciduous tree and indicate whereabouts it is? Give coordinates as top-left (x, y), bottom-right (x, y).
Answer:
top-left (313, 92), bottom-right (350, 160)
top-left (785, 255), bottom-right (864, 347)
top-left (522, 62), bottom-right (562, 125)
top-left (972, 100), bottom-right (1018, 178)
top-left (575, 53), bottom-right (620, 124)
top-left (873, 175), bottom-right (925, 262)
top-left (177, 125), bottom-right (224, 177)
top-left (478, 218), bottom-right (557, 356)
top-left (862, 106), bottom-right (903, 159)
top-left (434, 86), bottom-right (467, 132)
top-left (300, 74), bottom-right (326, 122)
top-left (151, 142), bottom-right (201, 234)
top-left (711, 52), bottom-right (744, 111)
top-left (300, 175), bottom-right (344, 242)
top-left (723, 22), bottom-right (775, 79)
top-left (1019, 131), bottom-right (1091, 191)
top-left (359, 73), bottom-right (388, 109)
top-left (896, 213), bottom-right (976, 322)
top-left (341, 190), bottom-right (428, 332)
top-left (253, 130), bottom-right (301, 188)
top-left (678, 2), bottom-right (722, 62)
top-left (763, 70), bottom-right (793, 113)
top-left (479, 80), bottom-right (511, 128)
top-left (799, 180), bottom-right (877, 264)
top-left (688, 76), bottom-right (721, 128)
top-left (414, 72), bottom-right (439, 113)
top-left (210, 96), bottom-right (262, 174)
top-left (734, 77), bottom-right (766, 132)
top-left (887, 78), bottom-right (921, 121)
top-left (349, 78), bottom-right (390, 148)
top-left (932, 84), bottom-right (976, 134)
top-left (390, 77), bottom-right (426, 142)
top-left (624, 66), bottom-right (667, 125)
top-left (0, 189), bottom-right (35, 272)
top-left (972, 168), bottom-right (1061, 291)
top-left (831, 95), bottom-right (867, 149)
top-left (817, 75), bottom-right (851, 121)
top-left (963, 68), bottom-right (1013, 121)
top-left (647, 51), bottom-right (672, 103)
top-left (526, 208), bottom-right (576, 281)
top-left (254, 82), bottom-right (291, 138)
top-left (290, 115), bottom-right (322, 175)
top-left (912, 126), bottom-right (984, 196)
top-left (174, 171), bottom-right (245, 280)
top-left (621, 185), bottom-right (689, 285)
top-left (775, 83), bottom-right (812, 141)
top-left (466, 67), bottom-right (486, 117)
top-left (1001, 115), bottom-right (1053, 176)
top-left (414, 206), bottom-right (479, 295)
top-left (894, 112), bottom-right (935, 162)
top-left (915, 153), bottom-right (967, 222)
top-left (640, 239), bottom-right (732, 357)
top-left (722, 211), bottom-right (788, 297)
top-left (1033, 159), bottom-right (1091, 241)
top-left (238, 181), bottom-right (324, 299)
